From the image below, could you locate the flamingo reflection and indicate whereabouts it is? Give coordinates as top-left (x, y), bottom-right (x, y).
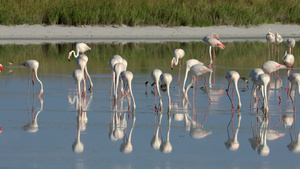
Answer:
top-left (151, 112), bottom-right (162, 150)
top-left (225, 112), bottom-right (241, 151)
top-left (287, 112), bottom-right (300, 153)
top-left (160, 111), bottom-right (172, 153)
top-left (23, 95), bottom-right (43, 133)
top-left (120, 113), bottom-right (136, 154)
top-left (72, 110), bottom-right (87, 153)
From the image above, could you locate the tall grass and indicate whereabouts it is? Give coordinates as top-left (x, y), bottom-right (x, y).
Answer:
top-left (0, 0), bottom-right (298, 26)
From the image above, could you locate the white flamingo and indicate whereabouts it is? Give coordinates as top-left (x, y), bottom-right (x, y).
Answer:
top-left (21, 60), bottom-right (43, 96)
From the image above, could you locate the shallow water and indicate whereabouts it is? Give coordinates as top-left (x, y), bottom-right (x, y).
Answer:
top-left (0, 42), bottom-right (300, 169)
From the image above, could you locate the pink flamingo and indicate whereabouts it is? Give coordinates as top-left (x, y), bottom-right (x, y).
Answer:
top-left (202, 33), bottom-right (219, 63)
top-left (113, 63), bottom-right (127, 101)
top-left (151, 69), bottom-right (163, 109)
top-left (72, 69), bottom-right (84, 110)
top-left (205, 34), bottom-right (225, 67)
top-left (275, 33), bottom-right (283, 55)
top-left (171, 49), bottom-right (185, 86)
top-left (21, 60), bottom-right (43, 96)
top-left (68, 43), bottom-right (91, 59)
top-left (182, 59), bottom-right (204, 94)
top-left (76, 58), bottom-right (88, 95)
top-left (287, 73), bottom-right (300, 111)
top-left (225, 71), bottom-right (242, 111)
top-left (109, 55), bottom-right (127, 97)
top-left (249, 68), bottom-right (264, 102)
top-left (262, 61), bottom-right (286, 101)
top-left (120, 71), bottom-right (136, 112)
top-left (184, 64), bottom-right (213, 103)
top-left (282, 51), bottom-right (295, 76)
top-left (287, 38), bottom-right (296, 54)
top-left (159, 73), bottom-right (173, 111)
top-left (257, 73), bottom-right (270, 113)
top-left (266, 28), bottom-right (275, 56)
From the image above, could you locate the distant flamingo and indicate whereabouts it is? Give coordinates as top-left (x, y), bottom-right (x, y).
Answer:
top-left (262, 60), bottom-right (286, 100)
top-left (282, 51), bottom-right (295, 76)
top-left (206, 35), bottom-right (225, 67)
top-left (21, 60), bottom-right (43, 96)
top-left (113, 63), bottom-right (126, 101)
top-left (120, 71), bottom-right (136, 112)
top-left (225, 71), bottom-right (242, 111)
top-left (275, 33), bottom-right (283, 55)
top-left (184, 64), bottom-right (213, 103)
top-left (257, 73), bottom-right (270, 113)
top-left (68, 43), bottom-right (91, 59)
top-left (171, 49), bottom-right (185, 86)
top-left (288, 73), bottom-right (300, 110)
top-left (159, 73), bottom-right (173, 111)
top-left (182, 59), bottom-right (204, 94)
top-left (72, 69), bottom-right (84, 110)
top-left (202, 33), bottom-right (219, 64)
top-left (266, 28), bottom-right (275, 56)
top-left (287, 38), bottom-right (296, 54)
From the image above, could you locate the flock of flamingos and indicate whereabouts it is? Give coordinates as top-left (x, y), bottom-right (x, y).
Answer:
top-left (1, 28), bottom-right (296, 117)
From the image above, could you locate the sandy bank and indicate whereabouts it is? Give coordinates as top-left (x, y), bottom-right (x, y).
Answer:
top-left (0, 24), bottom-right (299, 44)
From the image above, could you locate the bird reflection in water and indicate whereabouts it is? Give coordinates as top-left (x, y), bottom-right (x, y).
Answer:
top-left (286, 105), bottom-right (299, 153)
top-left (72, 109), bottom-right (87, 153)
top-left (160, 111), bottom-right (172, 153)
top-left (120, 112), bottom-right (136, 154)
top-left (151, 110), bottom-right (162, 150)
top-left (249, 114), bottom-right (270, 156)
top-left (23, 93), bottom-right (43, 133)
top-left (225, 111), bottom-right (241, 151)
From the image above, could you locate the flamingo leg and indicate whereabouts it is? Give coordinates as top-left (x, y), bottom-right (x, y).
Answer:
top-left (226, 83), bottom-right (234, 110)
top-left (273, 72), bottom-right (282, 100)
top-left (201, 75), bottom-right (211, 104)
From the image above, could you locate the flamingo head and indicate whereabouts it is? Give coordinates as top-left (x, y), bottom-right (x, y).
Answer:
top-left (215, 34), bottom-right (220, 40)
top-left (171, 58), bottom-right (174, 70)
top-left (68, 52), bottom-right (72, 61)
top-left (0, 64), bottom-right (2, 72)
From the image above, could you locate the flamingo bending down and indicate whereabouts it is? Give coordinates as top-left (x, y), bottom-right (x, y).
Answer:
top-left (249, 68), bottom-right (264, 102)
top-left (72, 69), bottom-right (84, 111)
top-left (171, 49), bottom-right (185, 86)
top-left (287, 38), bottom-right (296, 54)
top-left (262, 60), bottom-right (286, 100)
top-left (120, 71), bottom-right (136, 112)
top-left (109, 55), bottom-right (127, 96)
top-left (68, 43), bottom-right (91, 60)
top-left (151, 69), bottom-right (163, 105)
top-left (21, 60), bottom-right (43, 96)
top-left (159, 73), bottom-right (173, 111)
top-left (282, 51), bottom-right (295, 76)
top-left (266, 28), bottom-right (275, 56)
top-left (184, 64), bottom-right (213, 103)
top-left (182, 59), bottom-right (204, 94)
top-left (225, 71), bottom-right (242, 111)
top-left (206, 36), bottom-right (225, 67)
top-left (288, 73), bottom-right (300, 110)
top-left (114, 63), bottom-right (126, 100)
top-left (257, 74), bottom-right (270, 113)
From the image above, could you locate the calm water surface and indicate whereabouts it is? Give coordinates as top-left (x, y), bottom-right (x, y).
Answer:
top-left (0, 41), bottom-right (300, 169)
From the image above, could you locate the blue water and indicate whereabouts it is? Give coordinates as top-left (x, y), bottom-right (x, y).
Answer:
top-left (0, 61), bottom-right (300, 169)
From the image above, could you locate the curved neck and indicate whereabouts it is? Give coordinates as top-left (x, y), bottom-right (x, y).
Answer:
top-left (34, 68), bottom-right (43, 95)
top-left (234, 81), bottom-right (241, 108)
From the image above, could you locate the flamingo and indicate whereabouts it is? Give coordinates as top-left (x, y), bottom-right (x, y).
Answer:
top-left (120, 71), bottom-right (136, 112)
top-left (206, 35), bottom-right (225, 67)
top-left (151, 69), bottom-right (163, 109)
top-left (287, 131), bottom-right (300, 153)
top-left (21, 60), bottom-right (43, 96)
top-left (257, 73), bottom-right (270, 113)
top-left (262, 60), bottom-right (286, 100)
top-left (76, 58), bottom-right (88, 95)
top-left (160, 113), bottom-right (172, 153)
top-left (225, 71), bottom-right (242, 111)
top-left (171, 49), bottom-right (185, 85)
top-left (159, 73), bottom-right (173, 111)
top-left (184, 64), bottom-right (213, 103)
top-left (202, 33), bottom-right (219, 63)
top-left (68, 43), bottom-right (91, 59)
top-left (72, 69), bottom-right (84, 110)
top-left (257, 116), bottom-right (270, 156)
top-left (282, 51), bottom-right (295, 76)
top-left (113, 63), bottom-right (126, 100)
top-left (266, 28), bottom-right (275, 56)
top-left (287, 73), bottom-right (300, 110)
top-left (109, 55), bottom-right (127, 96)
top-left (120, 113), bottom-right (136, 153)
top-left (182, 59), bottom-right (204, 94)
top-left (275, 33), bottom-right (283, 55)
top-left (249, 68), bottom-right (264, 102)
top-left (287, 38), bottom-right (296, 54)
top-left (151, 113), bottom-right (162, 150)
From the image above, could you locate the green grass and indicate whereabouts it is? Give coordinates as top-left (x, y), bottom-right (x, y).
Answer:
top-left (0, 0), bottom-right (299, 26)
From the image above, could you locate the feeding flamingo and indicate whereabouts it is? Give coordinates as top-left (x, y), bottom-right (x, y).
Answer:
top-left (21, 60), bottom-right (43, 96)
top-left (68, 43), bottom-right (91, 58)
top-left (249, 68), bottom-right (264, 102)
top-left (282, 51), bottom-right (295, 76)
top-left (120, 71), bottom-right (136, 112)
top-left (287, 73), bottom-right (300, 110)
top-left (113, 63), bottom-right (127, 101)
top-left (256, 73), bottom-right (271, 113)
top-left (109, 55), bottom-right (127, 96)
top-left (287, 38), bottom-right (296, 54)
top-left (225, 71), bottom-right (242, 111)
top-left (182, 59), bottom-right (204, 94)
top-left (184, 64), bottom-right (213, 103)
top-left (159, 73), bottom-right (173, 111)
top-left (171, 49), bottom-right (185, 85)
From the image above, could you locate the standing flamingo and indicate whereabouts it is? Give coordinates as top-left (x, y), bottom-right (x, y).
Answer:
top-left (72, 69), bottom-right (84, 110)
top-left (206, 35), bottom-right (225, 68)
top-left (109, 55), bottom-right (127, 96)
top-left (282, 51), bottom-right (295, 76)
top-left (202, 33), bottom-right (219, 63)
top-left (275, 33), bottom-right (283, 55)
top-left (76, 58), bottom-right (88, 95)
top-left (262, 60), bottom-right (286, 101)
top-left (184, 64), bottom-right (213, 103)
top-left (182, 59), bottom-right (204, 94)
top-left (287, 38), bottom-right (296, 54)
top-left (266, 28), bottom-right (275, 56)
top-left (21, 60), bottom-right (43, 96)
top-left (225, 71), bottom-right (242, 111)
top-left (120, 71), bottom-right (136, 112)
top-left (249, 68), bottom-right (264, 102)
top-left (159, 73), bottom-right (173, 111)
top-left (257, 73), bottom-right (271, 113)
top-left (171, 49), bottom-right (185, 86)
top-left (68, 43), bottom-right (91, 59)
top-left (151, 69), bottom-right (163, 110)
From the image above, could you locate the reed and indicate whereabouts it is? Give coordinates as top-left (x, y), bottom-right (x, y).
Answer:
top-left (0, 0), bottom-right (298, 26)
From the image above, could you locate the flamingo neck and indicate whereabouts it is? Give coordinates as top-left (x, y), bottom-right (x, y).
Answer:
top-left (128, 81), bottom-right (136, 112)
top-left (209, 46), bottom-right (213, 64)
top-left (182, 69), bottom-right (189, 94)
top-left (234, 81), bottom-right (241, 109)
top-left (167, 84), bottom-right (171, 111)
top-left (34, 69), bottom-right (43, 95)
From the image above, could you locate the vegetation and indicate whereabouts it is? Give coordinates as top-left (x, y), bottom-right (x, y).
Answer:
top-left (0, 0), bottom-right (299, 26)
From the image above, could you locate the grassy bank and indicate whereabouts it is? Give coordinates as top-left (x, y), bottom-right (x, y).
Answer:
top-left (0, 0), bottom-right (298, 26)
